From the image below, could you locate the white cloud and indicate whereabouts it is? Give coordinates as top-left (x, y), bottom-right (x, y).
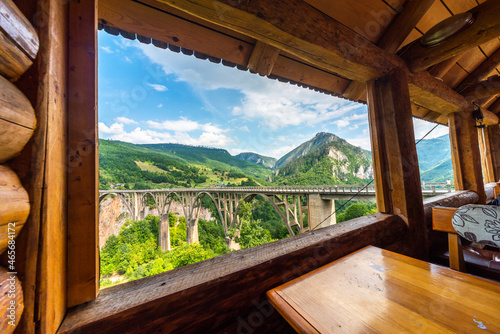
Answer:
top-left (114, 117), bottom-right (137, 124)
top-left (100, 46), bottom-right (114, 54)
top-left (346, 137), bottom-right (371, 151)
top-left (157, 103), bottom-right (163, 108)
top-left (413, 118), bottom-right (449, 140)
top-left (147, 118), bottom-right (200, 132)
top-left (334, 119), bottom-right (350, 128)
top-left (237, 125), bottom-right (250, 132)
top-left (146, 83), bottom-right (168, 92)
top-left (99, 122), bottom-right (124, 135)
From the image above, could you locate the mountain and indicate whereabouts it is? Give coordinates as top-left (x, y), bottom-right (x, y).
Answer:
top-left (235, 152), bottom-right (277, 168)
top-left (275, 132), bottom-right (339, 169)
top-left (274, 133), bottom-right (373, 185)
top-left (415, 134), bottom-right (453, 182)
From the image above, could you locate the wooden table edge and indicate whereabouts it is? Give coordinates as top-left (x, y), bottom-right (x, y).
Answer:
top-left (266, 289), bottom-right (320, 334)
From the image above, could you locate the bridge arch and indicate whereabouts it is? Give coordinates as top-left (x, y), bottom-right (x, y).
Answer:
top-left (193, 192), bottom-right (226, 232)
top-left (98, 192), bottom-right (134, 220)
top-left (236, 193), bottom-right (295, 237)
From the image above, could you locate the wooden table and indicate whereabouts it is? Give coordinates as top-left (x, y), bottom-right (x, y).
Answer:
top-left (267, 246), bottom-right (500, 333)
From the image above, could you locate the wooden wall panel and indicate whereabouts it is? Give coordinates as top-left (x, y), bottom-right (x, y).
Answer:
top-left (67, 0), bottom-right (99, 308)
top-left (0, 266), bottom-right (23, 332)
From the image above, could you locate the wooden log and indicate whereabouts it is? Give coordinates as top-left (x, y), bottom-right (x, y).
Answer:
top-left (0, 0), bottom-right (39, 80)
top-left (0, 165), bottom-right (29, 255)
top-left (478, 127), bottom-right (496, 184)
top-left (247, 41), bottom-right (279, 76)
top-left (480, 107), bottom-right (499, 126)
top-left (67, 0), bottom-right (98, 308)
top-left (157, 0), bottom-right (404, 82)
top-left (456, 47), bottom-right (500, 93)
top-left (461, 75), bottom-right (500, 101)
top-left (428, 55), bottom-right (462, 79)
top-left (0, 266), bottom-right (23, 333)
top-left (487, 125), bottom-right (500, 182)
top-left (449, 112), bottom-right (486, 203)
top-left (58, 213), bottom-right (408, 333)
top-left (0, 76), bottom-right (36, 163)
top-left (367, 68), bottom-right (428, 260)
top-left (402, 0), bottom-right (500, 72)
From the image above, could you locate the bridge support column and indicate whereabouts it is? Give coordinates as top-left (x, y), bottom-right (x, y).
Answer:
top-left (225, 230), bottom-right (241, 251)
top-left (308, 195), bottom-right (335, 230)
top-left (159, 214), bottom-right (171, 251)
top-left (186, 220), bottom-right (199, 244)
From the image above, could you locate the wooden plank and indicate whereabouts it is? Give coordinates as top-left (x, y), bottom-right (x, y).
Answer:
top-left (431, 207), bottom-right (457, 233)
top-left (487, 125), bottom-right (500, 181)
top-left (478, 127), bottom-right (496, 183)
top-left (457, 47), bottom-right (500, 93)
top-left (402, 0), bottom-right (500, 71)
top-left (339, 0), bottom-right (436, 102)
top-left (0, 165), bottom-right (29, 254)
top-left (366, 68), bottom-right (428, 259)
top-left (67, 0), bottom-right (99, 308)
top-left (441, 63), bottom-right (469, 89)
top-left (0, 266), bottom-right (23, 333)
top-left (0, 75), bottom-right (36, 163)
top-left (428, 54), bottom-right (462, 79)
top-left (302, 0), bottom-right (398, 44)
top-left (156, 0), bottom-right (404, 82)
top-left (58, 213), bottom-right (408, 333)
top-left (0, 0), bottom-right (39, 59)
top-left (448, 112), bottom-right (486, 203)
top-left (35, 0), bottom-right (69, 332)
top-left (448, 233), bottom-right (466, 271)
top-left (491, 97), bottom-right (500, 113)
top-left (247, 41), bottom-right (279, 76)
top-left (461, 75), bottom-right (500, 101)
top-left (99, 0), bottom-right (253, 67)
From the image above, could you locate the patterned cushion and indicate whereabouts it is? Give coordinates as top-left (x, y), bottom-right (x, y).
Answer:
top-left (452, 205), bottom-right (500, 248)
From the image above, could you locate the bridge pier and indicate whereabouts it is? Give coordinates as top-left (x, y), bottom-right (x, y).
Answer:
top-left (225, 229), bottom-right (241, 250)
top-left (186, 220), bottom-right (199, 244)
top-left (159, 214), bottom-right (171, 251)
top-left (308, 195), bottom-right (336, 230)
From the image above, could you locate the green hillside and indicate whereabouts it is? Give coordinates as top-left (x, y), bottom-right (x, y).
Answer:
top-left (415, 135), bottom-right (453, 182)
top-left (99, 140), bottom-right (266, 189)
top-left (141, 143), bottom-right (272, 180)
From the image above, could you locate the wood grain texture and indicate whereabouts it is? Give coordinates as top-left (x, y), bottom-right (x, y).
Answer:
top-left (456, 47), bottom-right (500, 93)
top-left (402, 0), bottom-right (500, 71)
top-left (479, 127), bottom-right (496, 183)
top-left (0, 0), bottom-right (39, 59)
top-left (156, 0), bottom-right (404, 82)
top-left (488, 125), bottom-right (500, 181)
top-left (247, 41), bottom-right (280, 76)
top-left (267, 246), bottom-right (500, 333)
top-left (0, 29), bottom-right (32, 81)
top-left (0, 266), bottom-right (23, 333)
top-left (461, 76), bottom-right (500, 101)
top-left (448, 233), bottom-right (466, 271)
top-left (0, 75), bottom-right (36, 163)
top-left (67, 0), bottom-right (98, 308)
top-left (448, 112), bottom-right (486, 204)
top-left (58, 214), bottom-right (408, 333)
top-left (367, 68), bottom-right (428, 259)
top-left (0, 165), bottom-right (29, 254)
top-left (431, 207), bottom-right (457, 233)
top-left (428, 55), bottom-right (463, 78)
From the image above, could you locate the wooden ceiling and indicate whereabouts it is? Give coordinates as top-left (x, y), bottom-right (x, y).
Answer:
top-left (98, 0), bottom-right (500, 123)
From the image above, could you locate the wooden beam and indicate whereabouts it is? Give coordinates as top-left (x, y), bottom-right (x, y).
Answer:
top-left (247, 41), bottom-right (279, 76)
top-left (480, 107), bottom-right (499, 126)
top-left (456, 47), bottom-right (500, 93)
top-left (428, 55), bottom-right (462, 78)
top-left (448, 112), bottom-right (486, 203)
top-left (342, 0), bottom-right (436, 102)
top-left (156, 0), bottom-right (404, 82)
top-left (490, 97), bottom-right (500, 114)
top-left (367, 68), bottom-right (428, 259)
top-left (478, 127), bottom-right (496, 183)
top-left (67, 0), bottom-right (99, 308)
top-left (461, 75), bottom-right (500, 101)
top-left (402, 0), bottom-right (500, 72)
top-left (488, 125), bottom-right (500, 181)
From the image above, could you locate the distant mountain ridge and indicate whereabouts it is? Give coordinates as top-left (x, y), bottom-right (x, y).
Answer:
top-left (416, 134), bottom-right (453, 182)
top-left (235, 152), bottom-right (277, 168)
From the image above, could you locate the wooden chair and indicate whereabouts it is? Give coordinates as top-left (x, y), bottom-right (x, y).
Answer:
top-left (432, 205), bottom-right (500, 272)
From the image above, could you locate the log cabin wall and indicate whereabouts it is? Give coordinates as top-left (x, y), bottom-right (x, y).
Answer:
top-left (0, 0), bottom-right (68, 332)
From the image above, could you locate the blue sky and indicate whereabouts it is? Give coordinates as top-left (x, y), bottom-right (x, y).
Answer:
top-left (98, 31), bottom-right (448, 159)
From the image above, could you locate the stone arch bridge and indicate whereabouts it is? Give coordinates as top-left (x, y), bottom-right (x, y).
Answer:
top-left (99, 184), bottom-right (451, 251)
